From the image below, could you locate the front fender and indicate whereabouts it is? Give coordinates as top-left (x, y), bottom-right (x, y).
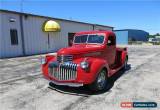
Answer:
top-left (89, 58), bottom-right (109, 81)
top-left (42, 55), bottom-right (56, 79)
top-left (121, 50), bottom-right (128, 64)
top-left (75, 57), bottom-right (109, 84)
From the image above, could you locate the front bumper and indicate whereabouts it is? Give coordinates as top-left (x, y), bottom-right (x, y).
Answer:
top-left (49, 80), bottom-right (83, 87)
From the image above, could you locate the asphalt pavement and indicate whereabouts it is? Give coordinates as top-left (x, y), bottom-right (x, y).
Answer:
top-left (0, 45), bottom-right (160, 110)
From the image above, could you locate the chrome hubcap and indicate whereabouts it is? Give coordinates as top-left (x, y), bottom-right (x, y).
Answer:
top-left (97, 70), bottom-right (106, 89)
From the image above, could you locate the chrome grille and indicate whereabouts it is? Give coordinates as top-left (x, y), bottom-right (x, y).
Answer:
top-left (57, 55), bottom-right (73, 63)
top-left (49, 63), bottom-right (77, 81)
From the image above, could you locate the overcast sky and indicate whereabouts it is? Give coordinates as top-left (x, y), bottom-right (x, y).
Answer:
top-left (0, 0), bottom-right (160, 34)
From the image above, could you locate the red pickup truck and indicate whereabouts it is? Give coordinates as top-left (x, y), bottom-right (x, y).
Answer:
top-left (42, 31), bottom-right (128, 91)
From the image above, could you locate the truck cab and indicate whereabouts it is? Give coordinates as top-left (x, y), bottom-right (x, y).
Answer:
top-left (42, 31), bottom-right (128, 91)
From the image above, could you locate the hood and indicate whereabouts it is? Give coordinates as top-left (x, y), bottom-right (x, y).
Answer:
top-left (57, 44), bottom-right (104, 55)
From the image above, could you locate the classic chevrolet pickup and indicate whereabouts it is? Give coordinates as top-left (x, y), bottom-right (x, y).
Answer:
top-left (41, 31), bottom-right (128, 91)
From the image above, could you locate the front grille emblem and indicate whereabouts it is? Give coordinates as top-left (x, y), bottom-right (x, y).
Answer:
top-left (57, 55), bottom-right (73, 63)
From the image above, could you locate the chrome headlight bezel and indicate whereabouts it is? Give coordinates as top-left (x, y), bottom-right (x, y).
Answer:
top-left (80, 61), bottom-right (89, 69)
top-left (41, 58), bottom-right (46, 65)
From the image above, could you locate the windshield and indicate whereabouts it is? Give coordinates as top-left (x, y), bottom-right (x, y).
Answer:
top-left (74, 34), bottom-right (104, 44)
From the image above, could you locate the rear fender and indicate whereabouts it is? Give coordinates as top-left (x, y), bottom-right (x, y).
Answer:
top-left (121, 50), bottom-right (128, 64)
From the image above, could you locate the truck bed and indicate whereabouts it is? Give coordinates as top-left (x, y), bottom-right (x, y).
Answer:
top-left (110, 46), bottom-right (127, 70)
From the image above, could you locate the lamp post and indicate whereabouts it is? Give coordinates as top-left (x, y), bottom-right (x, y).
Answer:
top-left (42, 20), bottom-right (61, 51)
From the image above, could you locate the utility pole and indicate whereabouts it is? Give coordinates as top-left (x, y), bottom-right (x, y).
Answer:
top-left (20, 0), bottom-right (24, 12)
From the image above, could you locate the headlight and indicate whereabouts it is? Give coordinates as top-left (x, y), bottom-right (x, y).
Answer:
top-left (41, 58), bottom-right (46, 65)
top-left (80, 61), bottom-right (89, 69)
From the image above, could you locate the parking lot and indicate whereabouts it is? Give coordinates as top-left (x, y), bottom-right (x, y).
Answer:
top-left (0, 45), bottom-right (160, 110)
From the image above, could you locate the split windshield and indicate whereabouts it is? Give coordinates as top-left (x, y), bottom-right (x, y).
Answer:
top-left (74, 34), bottom-right (104, 44)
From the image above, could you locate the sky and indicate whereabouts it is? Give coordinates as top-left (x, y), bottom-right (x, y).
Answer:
top-left (0, 0), bottom-right (160, 34)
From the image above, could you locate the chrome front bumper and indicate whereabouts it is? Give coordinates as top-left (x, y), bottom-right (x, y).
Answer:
top-left (49, 80), bottom-right (83, 87)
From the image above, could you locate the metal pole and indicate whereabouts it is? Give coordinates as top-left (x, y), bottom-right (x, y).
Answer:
top-left (48, 33), bottom-right (50, 49)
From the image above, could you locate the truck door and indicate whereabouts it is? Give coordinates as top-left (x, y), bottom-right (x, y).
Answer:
top-left (105, 35), bottom-right (116, 66)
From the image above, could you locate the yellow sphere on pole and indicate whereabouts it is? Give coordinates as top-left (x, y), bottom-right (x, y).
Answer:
top-left (43, 20), bottom-right (61, 32)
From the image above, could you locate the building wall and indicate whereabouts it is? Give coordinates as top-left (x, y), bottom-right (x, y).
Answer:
top-left (94, 25), bottom-right (113, 31)
top-left (22, 16), bottom-right (50, 55)
top-left (0, 13), bottom-right (2, 58)
top-left (114, 29), bottom-right (149, 44)
top-left (0, 11), bottom-right (113, 58)
top-left (114, 31), bottom-right (128, 44)
top-left (22, 15), bottom-right (93, 55)
top-left (59, 20), bottom-right (93, 48)
top-left (128, 30), bottom-right (149, 41)
top-left (0, 12), bottom-right (23, 58)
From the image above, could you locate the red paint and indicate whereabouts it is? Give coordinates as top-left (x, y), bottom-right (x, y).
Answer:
top-left (42, 31), bottom-right (128, 86)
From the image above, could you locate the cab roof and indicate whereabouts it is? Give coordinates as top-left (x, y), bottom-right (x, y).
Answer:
top-left (75, 30), bottom-right (115, 36)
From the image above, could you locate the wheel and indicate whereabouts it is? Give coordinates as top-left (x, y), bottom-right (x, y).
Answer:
top-left (89, 69), bottom-right (109, 91)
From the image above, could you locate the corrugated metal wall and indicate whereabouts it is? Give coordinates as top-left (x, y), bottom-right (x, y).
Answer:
top-left (0, 11), bottom-right (113, 58)
top-left (60, 20), bottom-right (93, 47)
top-left (23, 16), bottom-right (49, 55)
top-left (94, 25), bottom-right (113, 31)
top-left (114, 31), bottom-right (128, 44)
top-left (0, 12), bottom-right (23, 58)
top-left (22, 16), bottom-right (93, 55)
top-left (0, 12), bottom-right (2, 58)
top-left (128, 30), bottom-right (149, 41)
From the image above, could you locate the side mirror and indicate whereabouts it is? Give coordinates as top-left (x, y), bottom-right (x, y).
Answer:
top-left (107, 40), bottom-right (112, 46)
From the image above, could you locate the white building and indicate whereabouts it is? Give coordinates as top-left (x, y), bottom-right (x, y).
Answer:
top-left (0, 9), bottom-right (113, 58)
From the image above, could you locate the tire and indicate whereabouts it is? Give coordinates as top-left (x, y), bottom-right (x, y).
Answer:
top-left (122, 57), bottom-right (128, 70)
top-left (89, 69), bottom-right (109, 91)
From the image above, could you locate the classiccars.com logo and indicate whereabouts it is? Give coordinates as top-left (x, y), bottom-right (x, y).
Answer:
top-left (121, 102), bottom-right (157, 108)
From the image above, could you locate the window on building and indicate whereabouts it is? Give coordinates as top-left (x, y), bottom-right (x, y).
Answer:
top-left (10, 29), bottom-right (18, 45)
